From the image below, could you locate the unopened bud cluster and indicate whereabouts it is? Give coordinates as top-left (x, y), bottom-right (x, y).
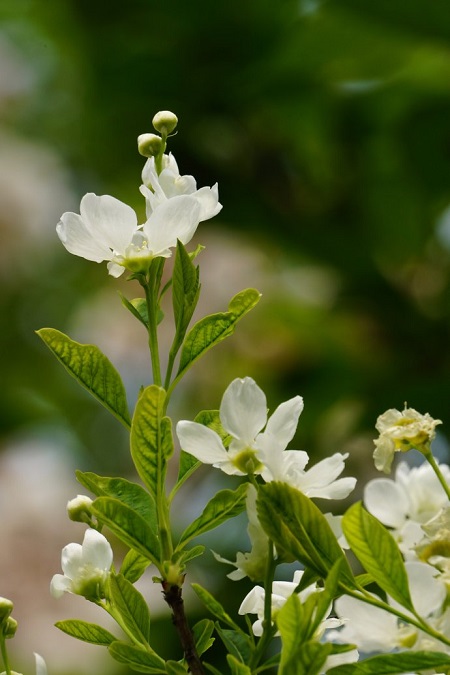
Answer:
top-left (138, 110), bottom-right (178, 158)
top-left (0, 597), bottom-right (17, 638)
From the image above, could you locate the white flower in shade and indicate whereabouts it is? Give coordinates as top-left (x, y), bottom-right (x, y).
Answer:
top-left (57, 191), bottom-right (202, 277)
top-left (140, 153), bottom-right (222, 222)
top-left (213, 484), bottom-right (271, 581)
top-left (50, 529), bottom-right (113, 601)
top-left (326, 561), bottom-right (447, 654)
top-left (176, 377), bottom-right (304, 476)
top-left (364, 461), bottom-right (450, 558)
top-left (373, 407), bottom-right (442, 473)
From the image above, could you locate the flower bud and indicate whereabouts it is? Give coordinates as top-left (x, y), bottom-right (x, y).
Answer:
top-left (67, 494), bottom-right (93, 523)
top-left (138, 133), bottom-right (163, 158)
top-left (0, 597), bottom-right (13, 625)
top-left (152, 110), bottom-right (178, 136)
top-left (3, 616), bottom-right (18, 639)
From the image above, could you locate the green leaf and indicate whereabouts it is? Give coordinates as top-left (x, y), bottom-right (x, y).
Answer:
top-left (226, 654), bottom-right (252, 675)
top-left (120, 549), bottom-right (151, 583)
top-left (172, 545), bottom-right (205, 570)
top-left (172, 239), bottom-right (201, 346)
top-left (342, 502), bottom-right (413, 610)
top-left (131, 385), bottom-right (173, 501)
top-left (165, 662), bottom-right (187, 674)
top-left (108, 641), bottom-right (166, 673)
top-left (192, 619), bottom-right (215, 657)
top-left (215, 625), bottom-right (251, 664)
top-left (109, 574), bottom-right (151, 646)
top-left (176, 288), bottom-right (261, 380)
top-left (257, 482), bottom-right (355, 586)
top-left (76, 471), bottom-right (157, 526)
top-left (37, 328), bottom-right (131, 428)
top-left (191, 584), bottom-right (243, 633)
top-left (178, 483), bottom-right (248, 547)
top-left (120, 295), bottom-right (164, 327)
top-left (327, 650), bottom-right (450, 674)
top-left (92, 496), bottom-right (160, 564)
top-left (55, 619), bottom-right (116, 645)
top-left (279, 637), bottom-right (331, 675)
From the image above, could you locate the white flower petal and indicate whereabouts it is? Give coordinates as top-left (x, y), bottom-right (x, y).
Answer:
top-left (143, 195), bottom-right (201, 254)
top-left (81, 529), bottom-right (113, 570)
top-left (220, 377), bottom-right (267, 445)
top-left (34, 654), bottom-right (47, 675)
top-left (50, 573), bottom-right (72, 598)
top-left (61, 542), bottom-right (83, 578)
top-left (238, 586), bottom-right (265, 616)
top-left (264, 396), bottom-right (304, 450)
top-left (80, 193), bottom-right (138, 254)
top-left (176, 421), bottom-right (228, 465)
top-left (364, 478), bottom-right (408, 528)
top-left (406, 561), bottom-right (446, 617)
top-left (57, 212), bottom-right (112, 262)
top-left (194, 184), bottom-right (223, 221)
top-left (331, 595), bottom-right (400, 652)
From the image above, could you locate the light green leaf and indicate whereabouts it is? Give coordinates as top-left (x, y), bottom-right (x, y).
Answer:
top-left (76, 471), bottom-right (157, 526)
top-left (36, 328), bottom-right (131, 428)
top-left (226, 654), bottom-right (252, 675)
top-left (165, 662), bottom-right (187, 674)
top-left (108, 641), bottom-right (166, 673)
top-left (257, 482), bottom-right (355, 586)
top-left (279, 636), bottom-right (331, 675)
top-left (176, 288), bottom-right (261, 381)
top-left (92, 496), bottom-right (160, 564)
top-left (172, 545), bottom-right (205, 570)
top-left (172, 239), bottom-right (201, 345)
top-left (178, 483), bottom-right (248, 547)
top-left (109, 574), bottom-right (151, 646)
top-left (192, 619), bottom-right (215, 657)
top-left (215, 625), bottom-right (251, 664)
top-left (120, 294), bottom-right (148, 327)
top-left (131, 385), bottom-right (173, 501)
top-left (342, 502), bottom-right (413, 610)
top-left (203, 665), bottom-right (222, 675)
top-left (327, 650), bottom-right (450, 674)
top-left (191, 584), bottom-right (243, 633)
top-left (120, 549), bottom-right (151, 583)
top-left (55, 619), bottom-right (116, 645)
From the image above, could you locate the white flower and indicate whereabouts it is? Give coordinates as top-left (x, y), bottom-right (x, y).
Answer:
top-left (140, 153), bottom-right (222, 222)
top-left (50, 529), bottom-right (113, 600)
top-left (373, 407), bottom-right (442, 473)
top-left (213, 484), bottom-right (271, 581)
top-left (364, 461), bottom-right (450, 558)
top-left (57, 191), bottom-right (202, 277)
top-left (176, 377), bottom-right (304, 476)
top-left (326, 561), bottom-right (447, 654)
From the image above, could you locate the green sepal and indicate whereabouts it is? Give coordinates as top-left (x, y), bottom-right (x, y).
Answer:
top-left (108, 574), bottom-right (151, 646)
top-left (76, 471), bottom-right (157, 525)
top-left (120, 549), bottom-right (151, 583)
top-left (54, 619), bottom-right (116, 645)
top-left (342, 502), bottom-right (413, 611)
top-left (131, 385), bottom-right (173, 501)
top-left (326, 650), bottom-right (450, 674)
top-left (91, 496), bottom-right (160, 565)
top-left (177, 483), bottom-right (248, 548)
top-left (120, 295), bottom-right (163, 326)
top-left (37, 328), bottom-right (131, 428)
top-left (257, 482), bottom-right (355, 586)
top-left (215, 625), bottom-right (252, 664)
top-left (108, 641), bottom-right (166, 673)
top-left (175, 288), bottom-right (261, 382)
top-left (226, 654), bottom-right (252, 675)
top-left (191, 584), bottom-right (243, 633)
top-left (192, 619), bottom-right (215, 657)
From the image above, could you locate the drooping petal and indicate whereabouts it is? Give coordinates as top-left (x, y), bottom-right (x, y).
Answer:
top-left (61, 542), bottom-right (83, 578)
top-left (364, 478), bottom-right (408, 528)
top-left (50, 573), bottom-right (72, 598)
top-left (57, 212), bottom-right (112, 262)
top-left (220, 377), bottom-right (267, 445)
top-left (81, 529), bottom-right (113, 571)
top-left (34, 654), bottom-right (48, 675)
top-left (194, 184), bottom-right (223, 221)
top-left (238, 586), bottom-right (265, 616)
top-left (176, 421), bottom-right (228, 465)
top-left (143, 195), bottom-right (201, 254)
top-left (80, 193), bottom-right (138, 255)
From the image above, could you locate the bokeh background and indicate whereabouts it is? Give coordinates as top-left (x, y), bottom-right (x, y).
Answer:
top-left (1, 0), bottom-right (450, 672)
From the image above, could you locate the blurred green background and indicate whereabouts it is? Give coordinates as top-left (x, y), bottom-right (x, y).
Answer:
top-left (1, 0), bottom-right (450, 672)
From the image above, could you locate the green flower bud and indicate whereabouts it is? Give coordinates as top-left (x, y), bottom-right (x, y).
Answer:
top-left (137, 133), bottom-right (163, 158)
top-left (3, 616), bottom-right (18, 639)
top-left (152, 110), bottom-right (178, 136)
top-left (67, 495), bottom-right (93, 523)
top-left (0, 598), bottom-right (13, 625)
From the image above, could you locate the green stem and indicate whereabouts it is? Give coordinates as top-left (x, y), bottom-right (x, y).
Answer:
top-left (143, 270), bottom-right (162, 387)
top-left (249, 539), bottom-right (277, 670)
top-left (423, 447), bottom-right (450, 500)
top-left (0, 637), bottom-right (12, 675)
